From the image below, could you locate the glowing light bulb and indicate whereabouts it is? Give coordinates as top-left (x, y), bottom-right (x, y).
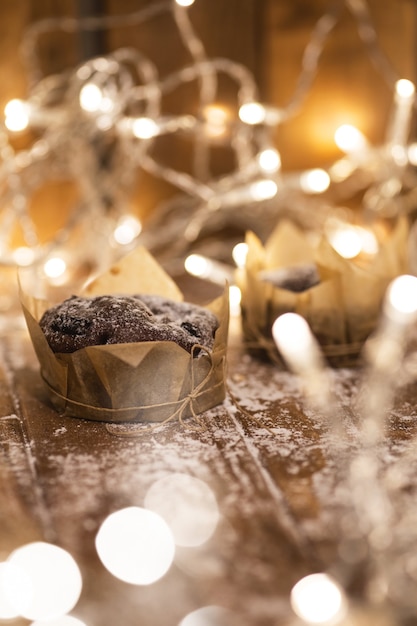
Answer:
top-left (249, 179), bottom-right (278, 201)
top-left (328, 226), bottom-right (362, 259)
top-left (395, 78), bottom-right (415, 99)
top-left (239, 102), bottom-right (266, 125)
top-left (12, 246), bottom-right (36, 266)
top-left (79, 84), bottom-right (104, 112)
top-left (113, 215), bottom-right (142, 245)
top-left (334, 124), bottom-right (368, 153)
top-left (202, 105), bottom-right (229, 138)
top-left (258, 148), bottom-right (281, 173)
top-left (132, 117), bottom-right (159, 139)
top-left (300, 169), bottom-right (330, 194)
top-left (290, 573), bottom-right (347, 625)
top-left (232, 242), bottom-right (248, 269)
top-left (326, 219), bottom-right (378, 260)
top-left (239, 102), bottom-right (280, 126)
top-left (144, 473), bottom-right (219, 547)
top-left (384, 275), bottom-right (417, 324)
top-left (43, 257), bottom-right (67, 279)
top-left (273, 313), bottom-right (318, 370)
top-left (4, 99), bottom-right (30, 132)
top-left (5, 542), bottom-right (82, 621)
top-left (408, 142), bottom-right (417, 165)
top-left (95, 507), bottom-right (175, 585)
top-left (184, 254), bottom-right (232, 285)
top-left (184, 254), bottom-right (212, 279)
top-left (229, 285), bottom-right (242, 317)
top-left (175, 0), bottom-right (195, 5)
top-left (388, 78), bottom-right (416, 150)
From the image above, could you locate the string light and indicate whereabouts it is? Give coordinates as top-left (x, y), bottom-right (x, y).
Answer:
top-left (4, 542), bottom-right (82, 621)
top-left (334, 124), bottom-right (368, 153)
top-left (4, 99), bottom-right (30, 132)
top-left (184, 253), bottom-right (233, 285)
top-left (0, 0), bottom-right (414, 274)
top-left (112, 214), bottom-right (142, 245)
top-left (231, 242), bottom-right (248, 269)
top-left (43, 257), bottom-right (67, 280)
top-left (95, 507), bottom-right (175, 585)
top-left (290, 573), bottom-right (347, 625)
top-left (257, 148), bottom-right (281, 173)
top-left (299, 168), bottom-right (330, 194)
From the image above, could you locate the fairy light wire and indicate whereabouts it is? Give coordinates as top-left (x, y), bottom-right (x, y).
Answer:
top-left (0, 0), bottom-right (415, 268)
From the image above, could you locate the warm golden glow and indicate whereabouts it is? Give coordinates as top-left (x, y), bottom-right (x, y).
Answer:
top-left (395, 78), bottom-right (415, 99)
top-left (79, 84), bottom-right (104, 112)
top-left (4, 99), bottom-right (30, 132)
top-left (184, 254), bottom-right (212, 279)
top-left (257, 148), bottom-right (281, 173)
top-left (290, 573), bottom-right (347, 624)
top-left (334, 124), bottom-right (368, 153)
top-left (43, 257), bottom-right (67, 279)
top-left (113, 215), bottom-right (142, 245)
top-left (95, 507), bottom-right (175, 585)
top-left (407, 142), bottom-right (417, 165)
top-left (299, 168), bottom-right (330, 194)
top-left (5, 542), bottom-right (82, 621)
top-left (202, 105), bottom-right (229, 138)
top-left (273, 313), bottom-right (315, 365)
top-left (329, 227), bottom-right (362, 259)
top-left (385, 275), bottom-right (417, 321)
top-left (132, 117), bottom-right (159, 139)
top-left (12, 246), bottom-right (36, 267)
top-left (238, 102), bottom-right (266, 125)
top-left (229, 285), bottom-right (242, 317)
top-left (175, 0), bottom-right (195, 6)
top-left (249, 179), bottom-right (278, 201)
top-left (184, 254), bottom-right (232, 285)
top-left (232, 242), bottom-right (248, 269)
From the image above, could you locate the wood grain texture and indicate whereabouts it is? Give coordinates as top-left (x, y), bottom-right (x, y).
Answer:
top-left (1, 304), bottom-right (417, 625)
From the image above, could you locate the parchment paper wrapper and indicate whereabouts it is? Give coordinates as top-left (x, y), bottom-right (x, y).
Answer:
top-left (20, 247), bottom-right (229, 423)
top-left (238, 218), bottom-right (409, 366)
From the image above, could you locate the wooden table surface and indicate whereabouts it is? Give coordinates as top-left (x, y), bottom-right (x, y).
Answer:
top-left (2, 280), bottom-right (417, 626)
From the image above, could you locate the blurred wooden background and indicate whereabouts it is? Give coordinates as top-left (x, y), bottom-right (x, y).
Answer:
top-left (0, 0), bottom-right (416, 229)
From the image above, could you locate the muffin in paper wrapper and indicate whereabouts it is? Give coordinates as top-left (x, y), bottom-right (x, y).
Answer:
top-left (20, 247), bottom-right (229, 423)
top-left (237, 217), bottom-right (409, 366)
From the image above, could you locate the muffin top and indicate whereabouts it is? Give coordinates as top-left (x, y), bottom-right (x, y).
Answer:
top-left (39, 294), bottom-right (219, 355)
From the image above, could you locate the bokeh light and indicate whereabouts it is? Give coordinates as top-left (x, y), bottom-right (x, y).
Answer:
top-left (290, 573), bottom-right (347, 625)
top-left (95, 507), bottom-right (175, 585)
top-left (113, 215), bottom-right (142, 245)
top-left (4, 99), bottom-right (30, 132)
top-left (144, 473), bottom-right (220, 547)
top-left (299, 168), bottom-right (330, 194)
top-left (5, 542), bottom-right (82, 621)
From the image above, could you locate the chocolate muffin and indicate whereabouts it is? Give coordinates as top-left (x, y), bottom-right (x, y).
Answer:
top-left (259, 263), bottom-right (320, 293)
top-left (39, 294), bottom-right (219, 355)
